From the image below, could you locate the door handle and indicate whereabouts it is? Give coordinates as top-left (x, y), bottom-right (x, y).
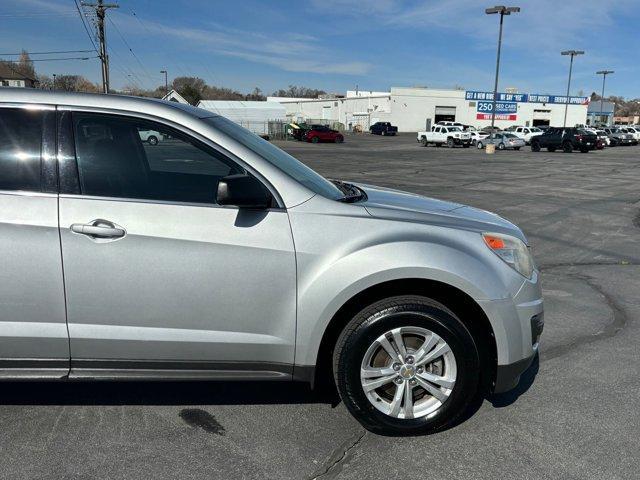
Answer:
top-left (70, 220), bottom-right (126, 239)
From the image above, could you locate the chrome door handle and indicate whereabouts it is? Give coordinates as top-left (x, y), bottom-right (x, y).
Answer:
top-left (70, 220), bottom-right (126, 239)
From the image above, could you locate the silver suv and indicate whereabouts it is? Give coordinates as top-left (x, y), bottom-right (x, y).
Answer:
top-left (0, 90), bottom-right (543, 435)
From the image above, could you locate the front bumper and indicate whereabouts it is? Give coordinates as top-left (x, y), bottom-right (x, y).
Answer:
top-left (478, 269), bottom-right (544, 393)
top-left (453, 138), bottom-right (471, 145)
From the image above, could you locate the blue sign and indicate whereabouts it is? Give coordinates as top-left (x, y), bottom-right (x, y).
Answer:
top-left (465, 91), bottom-right (528, 102)
top-left (529, 94), bottom-right (589, 105)
top-left (477, 100), bottom-right (517, 114)
top-left (466, 90), bottom-right (589, 105)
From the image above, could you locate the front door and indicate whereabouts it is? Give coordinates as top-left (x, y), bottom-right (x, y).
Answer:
top-left (0, 106), bottom-right (69, 376)
top-left (58, 111), bottom-right (297, 377)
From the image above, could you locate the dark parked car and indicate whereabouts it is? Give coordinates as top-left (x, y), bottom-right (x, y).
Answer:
top-left (530, 127), bottom-right (597, 153)
top-left (305, 125), bottom-right (344, 143)
top-left (369, 122), bottom-right (398, 136)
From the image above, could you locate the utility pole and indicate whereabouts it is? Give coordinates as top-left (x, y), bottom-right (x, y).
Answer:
top-left (52, 74), bottom-right (56, 91)
top-left (160, 70), bottom-right (168, 95)
top-left (561, 50), bottom-right (584, 129)
top-left (596, 70), bottom-right (614, 126)
top-left (82, 0), bottom-right (119, 93)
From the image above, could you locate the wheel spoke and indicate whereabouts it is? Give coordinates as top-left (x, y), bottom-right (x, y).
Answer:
top-left (361, 366), bottom-right (395, 379)
top-left (402, 380), bottom-right (414, 419)
top-left (377, 335), bottom-right (402, 363)
top-left (391, 328), bottom-right (407, 359)
top-left (412, 333), bottom-right (438, 365)
top-left (417, 371), bottom-right (455, 389)
top-left (388, 381), bottom-right (405, 417)
top-left (362, 374), bottom-right (396, 392)
top-left (415, 341), bottom-right (451, 367)
top-left (416, 376), bottom-right (449, 404)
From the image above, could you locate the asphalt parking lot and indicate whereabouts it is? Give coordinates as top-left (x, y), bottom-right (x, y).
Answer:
top-left (2, 133), bottom-right (639, 480)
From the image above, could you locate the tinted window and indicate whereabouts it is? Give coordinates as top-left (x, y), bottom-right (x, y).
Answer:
top-left (0, 108), bottom-right (44, 192)
top-left (72, 113), bottom-right (243, 204)
top-left (206, 116), bottom-right (344, 200)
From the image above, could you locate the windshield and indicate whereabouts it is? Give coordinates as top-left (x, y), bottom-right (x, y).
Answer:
top-left (206, 116), bottom-right (344, 200)
top-left (448, 127), bottom-right (462, 132)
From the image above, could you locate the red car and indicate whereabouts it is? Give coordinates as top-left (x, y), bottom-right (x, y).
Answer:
top-left (305, 125), bottom-right (344, 143)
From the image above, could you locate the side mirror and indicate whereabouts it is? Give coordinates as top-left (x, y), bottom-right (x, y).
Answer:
top-left (216, 174), bottom-right (272, 209)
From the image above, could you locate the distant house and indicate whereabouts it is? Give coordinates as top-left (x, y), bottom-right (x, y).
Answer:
top-left (162, 89), bottom-right (189, 104)
top-left (0, 63), bottom-right (36, 88)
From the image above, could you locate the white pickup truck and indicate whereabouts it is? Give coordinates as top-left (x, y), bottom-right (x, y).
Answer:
top-left (512, 126), bottom-right (543, 145)
top-left (417, 125), bottom-right (472, 148)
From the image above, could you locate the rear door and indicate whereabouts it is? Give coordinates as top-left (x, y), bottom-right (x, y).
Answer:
top-left (0, 105), bottom-right (69, 377)
top-left (57, 110), bottom-right (296, 378)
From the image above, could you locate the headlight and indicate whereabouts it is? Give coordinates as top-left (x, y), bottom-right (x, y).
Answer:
top-left (482, 232), bottom-right (535, 279)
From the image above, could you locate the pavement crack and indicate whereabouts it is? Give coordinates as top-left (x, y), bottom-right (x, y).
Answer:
top-left (308, 430), bottom-right (366, 480)
top-left (539, 269), bottom-right (629, 362)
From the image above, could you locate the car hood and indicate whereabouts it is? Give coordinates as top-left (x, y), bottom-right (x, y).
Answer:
top-left (357, 183), bottom-right (527, 242)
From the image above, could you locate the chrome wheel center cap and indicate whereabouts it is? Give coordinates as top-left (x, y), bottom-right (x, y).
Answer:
top-left (399, 365), bottom-right (415, 379)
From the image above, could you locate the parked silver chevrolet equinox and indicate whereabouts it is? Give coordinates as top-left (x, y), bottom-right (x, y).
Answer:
top-left (0, 89), bottom-right (543, 435)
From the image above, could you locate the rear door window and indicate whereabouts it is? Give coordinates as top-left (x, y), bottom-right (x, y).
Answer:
top-left (0, 108), bottom-right (45, 192)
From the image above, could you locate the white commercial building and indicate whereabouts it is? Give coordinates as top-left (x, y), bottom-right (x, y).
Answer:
top-left (196, 100), bottom-right (287, 135)
top-left (271, 87), bottom-right (589, 132)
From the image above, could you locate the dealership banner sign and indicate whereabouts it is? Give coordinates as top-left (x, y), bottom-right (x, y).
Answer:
top-left (476, 100), bottom-right (517, 120)
top-left (465, 91), bottom-right (589, 105)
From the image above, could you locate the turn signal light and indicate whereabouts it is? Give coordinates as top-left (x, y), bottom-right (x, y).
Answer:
top-left (483, 234), bottom-right (505, 250)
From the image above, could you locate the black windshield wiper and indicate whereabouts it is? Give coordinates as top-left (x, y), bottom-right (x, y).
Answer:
top-left (332, 180), bottom-right (367, 203)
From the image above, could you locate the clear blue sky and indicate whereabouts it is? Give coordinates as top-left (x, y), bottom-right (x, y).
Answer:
top-left (3, 0), bottom-right (639, 98)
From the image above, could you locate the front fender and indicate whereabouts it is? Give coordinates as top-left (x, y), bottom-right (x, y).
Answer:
top-left (294, 235), bottom-right (519, 368)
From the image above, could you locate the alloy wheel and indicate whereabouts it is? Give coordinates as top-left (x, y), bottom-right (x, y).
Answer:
top-left (360, 326), bottom-right (457, 420)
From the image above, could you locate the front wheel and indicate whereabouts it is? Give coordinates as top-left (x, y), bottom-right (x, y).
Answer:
top-left (476, 141), bottom-right (484, 149)
top-left (311, 136), bottom-right (320, 144)
top-left (335, 136), bottom-right (344, 143)
top-left (147, 135), bottom-right (158, 146)
top-left (531, 141), bottom-right (540, 152)
top-left (447, 138), bottom-right (454, 148)
top-left (562, 142), bottom-right (573, 153)
top-left (333, 296), bottom-right (480, 435)
top-left (497, 142), bottom-right (505, 150)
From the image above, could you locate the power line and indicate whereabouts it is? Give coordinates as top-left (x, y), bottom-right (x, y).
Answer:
top-left (0, 56), bottom-right (99, 62)
top-left (73, 0), bottom-right (99, 53)
top-left (0, 50), bottom-right (95, 56)
top-left (106, 15), bottom-right (153, 83)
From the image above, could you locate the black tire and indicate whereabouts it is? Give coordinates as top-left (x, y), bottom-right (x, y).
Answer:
top-left (420, 137), bottom-right (428, 147)
top-left (562, 142), bottom-right (573, 153)
top-left (476, 141), bottom-right (484, 149)
top-left (333, 295), bottom-right (480, 436)
top-left (335, 136), bottom-right (344, 144)
top-left (311, 136), bottom-right (320, 144)
top-left (531, 141), bottom-right (540, 152)
top-left (447, 137), bottom-right (454, 148)
top-left (147, 135), bottom-right (158, 146)
top-left (514, 147), bottom-right (521, 151)
top-left (497, 143), bottom-right (505, 150)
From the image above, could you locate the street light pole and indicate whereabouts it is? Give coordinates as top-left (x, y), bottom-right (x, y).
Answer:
top-left (160, 70), bottom-right (168, 95)
top-left (596, 70), bottom-right (614, 126)
top-left (561, 50), bottom-right (584, 129)
top-left (485, 6), bottom-right (520, 145)
top-left (52, 73), bottom-right (56, 91)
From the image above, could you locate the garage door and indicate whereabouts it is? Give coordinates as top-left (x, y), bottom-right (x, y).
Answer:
top-left (435, 106), bottom-right (456, 123)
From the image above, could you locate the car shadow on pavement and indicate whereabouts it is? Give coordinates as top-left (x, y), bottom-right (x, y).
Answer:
top-left (487, 353), bottom-right (540, 408)
top-left (0, 380), bottom-right (339, 407)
